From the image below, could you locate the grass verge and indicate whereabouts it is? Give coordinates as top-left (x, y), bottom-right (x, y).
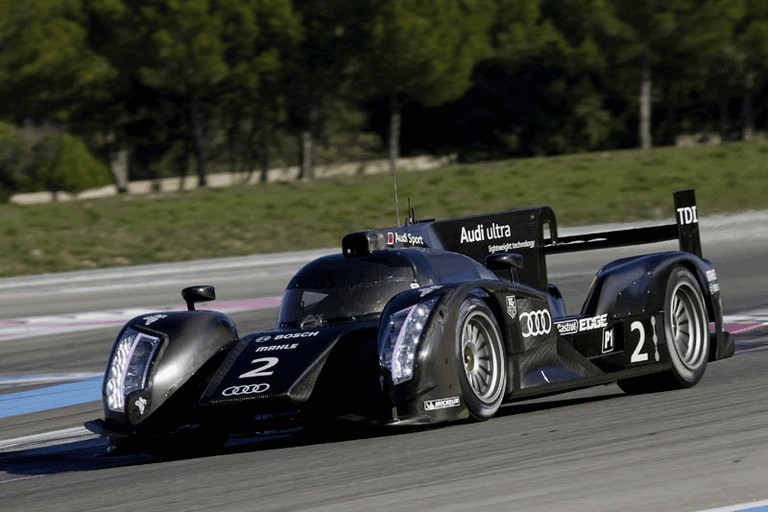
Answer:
top-left (1, 141), bottom-right (766, 277)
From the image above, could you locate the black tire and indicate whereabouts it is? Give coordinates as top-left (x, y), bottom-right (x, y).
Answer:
top-left (618, 266), bottom-right (709, 393)
top-left (663, 267), bottom-right (710, 386)
top-left (455, 298), bottom-right (507, 420)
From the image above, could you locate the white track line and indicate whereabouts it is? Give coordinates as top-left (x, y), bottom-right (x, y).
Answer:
top-left (0, 426), bottom-right (98, 453)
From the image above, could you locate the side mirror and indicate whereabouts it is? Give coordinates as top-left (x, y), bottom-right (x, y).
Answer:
top-left (485, 253), bottom-right (524, 282)
top-left (181, 285), bottom-right (216, 311)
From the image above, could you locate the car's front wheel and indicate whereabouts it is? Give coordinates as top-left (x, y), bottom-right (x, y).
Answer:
top-left (455, 298), bottom-right (507, 420)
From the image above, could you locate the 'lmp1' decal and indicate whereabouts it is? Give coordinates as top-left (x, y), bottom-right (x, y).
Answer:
top-left (602, 329), bottom-right (614, 353)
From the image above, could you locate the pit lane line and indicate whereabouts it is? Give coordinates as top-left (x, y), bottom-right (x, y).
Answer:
top-left (0, 426), bottom-right (98, 454)
top-left (699, 502), bottom-right (768, 512)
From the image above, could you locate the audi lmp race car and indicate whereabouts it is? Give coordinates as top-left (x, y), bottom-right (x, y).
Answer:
top-left (86, 189), bottom-right (733, 455)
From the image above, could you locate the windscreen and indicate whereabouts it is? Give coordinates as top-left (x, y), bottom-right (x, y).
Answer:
top-left (277, 254), bottom-right (418, 327)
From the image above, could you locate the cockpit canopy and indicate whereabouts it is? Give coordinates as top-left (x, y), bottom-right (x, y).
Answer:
top-left (277, 252), bottom-right (420, 328)
top-left (277, 249), bottom-right (499, 329)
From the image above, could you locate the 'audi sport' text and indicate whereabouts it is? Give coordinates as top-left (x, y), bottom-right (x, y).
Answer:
top-left (387, 232), bottom-right (425, 246)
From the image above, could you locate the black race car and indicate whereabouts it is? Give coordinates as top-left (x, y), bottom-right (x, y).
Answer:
top-left (86, 189), bottom-right (733, 454)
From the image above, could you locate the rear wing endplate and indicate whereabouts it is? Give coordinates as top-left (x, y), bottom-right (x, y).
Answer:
top-left (545, 189), bottom-right (703, 258)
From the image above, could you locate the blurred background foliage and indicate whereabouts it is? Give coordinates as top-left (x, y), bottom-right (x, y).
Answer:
top-left (0, 0), bottom-right (766, 199)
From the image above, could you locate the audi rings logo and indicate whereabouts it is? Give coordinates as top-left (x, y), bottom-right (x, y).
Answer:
top-left (222, 383), bottom-right (270, 396)
top-left (520, 310), bottom-right (552, 337)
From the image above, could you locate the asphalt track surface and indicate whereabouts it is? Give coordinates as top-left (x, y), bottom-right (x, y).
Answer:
top-left (1, 213), bottom-right (768, 512)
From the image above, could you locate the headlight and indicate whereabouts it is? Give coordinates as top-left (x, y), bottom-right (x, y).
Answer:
top-left (104, 328), bottom-right (161, 413)
top-left (379, 297), bottom-right (438, 385)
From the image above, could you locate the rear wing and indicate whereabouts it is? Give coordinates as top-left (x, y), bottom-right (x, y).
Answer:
top-left (544, 189), bottom-right (702, 258)
top-left (342, 189), bottom-right (703, 290)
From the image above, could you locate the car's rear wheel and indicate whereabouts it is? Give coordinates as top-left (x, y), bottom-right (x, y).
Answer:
top-left (618, 266), bottom-right (709, 393)
top-left (663, 266), bottom-right (709, 386)
top-left (456, 298), bottom-right (506, 420)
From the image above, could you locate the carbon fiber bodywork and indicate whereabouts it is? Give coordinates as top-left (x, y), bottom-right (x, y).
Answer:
top-left (86, 190), bottom-right (733, 451)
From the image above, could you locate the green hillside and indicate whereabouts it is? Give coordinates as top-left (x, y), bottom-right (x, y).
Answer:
top-left (1, 141), bottom-right (766, 277)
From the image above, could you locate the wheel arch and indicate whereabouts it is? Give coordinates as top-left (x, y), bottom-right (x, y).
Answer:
top-left (618, 263), bottom-right (711, 393)
top-left (389, 280), bottom-right (533, 424)
top-left (583, 253), bottom-right (712, 315)
top-left (442, 280), bottom-right (547, 356)
top-left (581, 252), bottom-right (726, 361)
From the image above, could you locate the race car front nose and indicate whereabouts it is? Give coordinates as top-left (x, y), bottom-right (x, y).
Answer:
top-left (104, 328), bottom-right (162, 414)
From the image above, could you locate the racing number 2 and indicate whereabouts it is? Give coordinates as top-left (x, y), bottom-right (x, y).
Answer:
top-left (630, 321), bottom-right (648, 363)
top-left (239, 357), bottom-right (278, 379)
top-left (628, 318), bottom-right (659, 364)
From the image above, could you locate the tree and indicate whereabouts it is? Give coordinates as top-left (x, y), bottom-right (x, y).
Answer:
top-left (453, 0), bottom-right (615, 159)
top-left (0, 122), bottom-right (110, 197)
top-left (218, 0), bottom-right (302, 182)
top-left (0, 122), bottom-right (33, 200)
top-left (610, 1), bottom-right (693, 149)
top-left (737, 0), bottom-right (768, 140)
top-left (609, 0), bottom-right (746, 148)
top-left (362, 0), bottom-right (494, 173)
top-left (85, 0), bottom-right (188, 189)
top-left (663, 0), bottom-right (743, 142)
top-left (33, 130), bottom-right (112, 194)
top-left (287, 0), bottom-right (375, 179)
top-left (0, 0), bottom-right (124, 195)
top-left (91, 0), bottom-right (229, 187)
top-left (142, 0), bottom-right (229, 186)
top-left (0, 0), bottom-right (114, 124)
